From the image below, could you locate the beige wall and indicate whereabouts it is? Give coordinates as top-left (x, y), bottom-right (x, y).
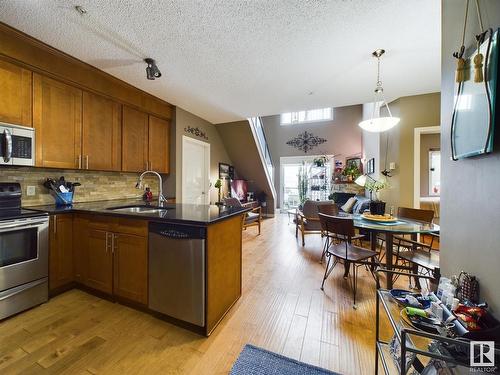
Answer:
top-left (0, 167), bottom-right (159, 206)
top-left (174, 107), bottom-right (232, 204)
top-left (377, 93), bottom-right (441, 209)
top-left (420, 133), bottom-right (440, 197)
top-left (441, 0), bottom-right (500, 312)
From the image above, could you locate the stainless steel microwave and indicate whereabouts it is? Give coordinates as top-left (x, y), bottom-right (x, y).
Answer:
top-left (0, 122), bottom-right (35, 166)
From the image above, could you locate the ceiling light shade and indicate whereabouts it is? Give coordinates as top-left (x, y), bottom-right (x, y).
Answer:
top-left (358, 49), bottom-right (399, 133)
top-left (359, 116), bottom-right (400, 133)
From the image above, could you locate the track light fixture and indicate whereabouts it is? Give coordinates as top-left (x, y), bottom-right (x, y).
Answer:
top-left (144, 58), bottom-right (162, 80)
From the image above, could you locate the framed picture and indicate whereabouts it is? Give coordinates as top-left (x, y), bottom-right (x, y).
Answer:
top-left (218, 163), bottom-right (232, 200)
top-left (367, 158), bottom-right (375, 174)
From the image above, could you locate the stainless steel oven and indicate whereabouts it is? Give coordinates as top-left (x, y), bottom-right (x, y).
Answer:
top-left (0, 122), bottom-right (35, 166)
top-left (0, 215), bottom-right (49, 320)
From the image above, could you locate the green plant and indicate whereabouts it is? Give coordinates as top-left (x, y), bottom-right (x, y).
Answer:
top-left (214, 179), bottom-right (222, 189)
top-left (342, 164), bottom-right (361, 179)
top-left (313, 155), bottom-right (329, 167)
top-left (365, 179), bottom-right (388, 201)
top-left (298, 162), bottom-right (309, 204)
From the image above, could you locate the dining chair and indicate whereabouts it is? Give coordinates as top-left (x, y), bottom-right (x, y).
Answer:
top-left (319, 213), bottom-right (378, 308)
top-left (318, 205), bottom-right (365, 263)
top-left (224, 197), bottom-right (262, 235)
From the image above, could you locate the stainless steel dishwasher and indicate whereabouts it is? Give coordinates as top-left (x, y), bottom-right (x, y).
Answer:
top-left (148, 222), bottom-right (206, 327)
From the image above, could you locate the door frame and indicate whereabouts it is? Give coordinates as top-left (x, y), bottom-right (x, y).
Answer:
top-left (182, 135), bottom-right (210, 204)
top-left (413, 126), bottom-right (440, 208)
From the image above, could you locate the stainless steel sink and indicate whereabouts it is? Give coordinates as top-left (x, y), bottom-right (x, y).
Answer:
top-left (106, 205), bottom-right (174, 214)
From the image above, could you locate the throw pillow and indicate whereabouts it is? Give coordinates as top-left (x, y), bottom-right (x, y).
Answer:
top-left (341, 197), bottom-right (357, 213)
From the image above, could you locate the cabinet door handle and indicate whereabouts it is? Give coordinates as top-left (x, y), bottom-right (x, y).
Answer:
top-left (78, 155), bottom-right (82, 169)
top-left (150, 161), bottom-right (153, 170)
top-left (86, 155), bottom-right (89, 169)
top-left (53, 215), bottom-right (57, 235)
top-left (105, 232), bottom-right (109, 253)
top-left (113, 234), bottom-right (118, 253)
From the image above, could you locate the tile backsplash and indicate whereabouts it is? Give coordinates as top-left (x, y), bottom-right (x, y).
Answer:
top-left (0, 167), bottom-right (160, 206)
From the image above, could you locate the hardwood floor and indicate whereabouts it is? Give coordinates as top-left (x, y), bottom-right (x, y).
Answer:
top-left (0, 215), bottom-right (396, 374)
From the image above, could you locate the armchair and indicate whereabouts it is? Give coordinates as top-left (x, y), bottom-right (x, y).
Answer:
top-left (295, 200), bottom-right (336, 246)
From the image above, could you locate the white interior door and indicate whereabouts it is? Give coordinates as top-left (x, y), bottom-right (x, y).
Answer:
top-left (182, 136), bottom-right (210, 204)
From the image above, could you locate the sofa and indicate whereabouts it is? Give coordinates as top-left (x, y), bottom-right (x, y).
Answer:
top-left (331, 193), bottom-right (370, 215)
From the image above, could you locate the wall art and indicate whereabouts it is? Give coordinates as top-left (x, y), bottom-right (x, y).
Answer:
top-left (184, 126), bottom-right (208, 140)
top-left (286, 131), bottom-right (327, 153)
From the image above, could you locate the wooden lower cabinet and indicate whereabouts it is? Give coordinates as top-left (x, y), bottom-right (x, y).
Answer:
top-left (70, 214), bottom-right (148, 304)
top-left (49, 214), bottom-right (74, 291)
top-left (86, 228), bottom-right (113, 295)
top-left (113, 233), bottom-right (148, 305)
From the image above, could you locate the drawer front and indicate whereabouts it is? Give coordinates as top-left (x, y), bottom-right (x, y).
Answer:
top-left (115, 218), bottom-right (148, 237)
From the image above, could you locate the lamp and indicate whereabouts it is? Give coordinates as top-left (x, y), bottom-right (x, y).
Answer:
top-left (355, 174), bottom-right (377, 201)
top-left (358, 49), bottom-right (400, 133)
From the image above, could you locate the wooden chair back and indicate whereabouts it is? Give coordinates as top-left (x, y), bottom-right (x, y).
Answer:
top-left (398, 207), bottom-right (434, 223)
top-left (318, 204), bottom-right (339, 216)
top-left (302, 200), bottom-right (336, 219)
top-left (224, 197), bottom-right (243, 207)
top-left (318, 213), bottom-right (355, 240)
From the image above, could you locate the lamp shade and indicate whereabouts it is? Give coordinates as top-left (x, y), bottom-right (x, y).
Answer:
top-left (358, 116), bottom-right (400, 133)
top-left (354, 174), bottom-right (367, 187)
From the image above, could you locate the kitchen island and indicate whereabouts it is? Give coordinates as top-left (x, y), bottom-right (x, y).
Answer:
top-left (28, 200), bottom-right (248, 336)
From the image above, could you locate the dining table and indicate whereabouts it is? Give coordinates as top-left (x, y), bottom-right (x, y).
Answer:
top-left (350, 213), bottom-right (440, 289)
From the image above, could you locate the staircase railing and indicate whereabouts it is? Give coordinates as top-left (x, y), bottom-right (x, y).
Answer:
top-left (248, 117), bottom-right (276, 199)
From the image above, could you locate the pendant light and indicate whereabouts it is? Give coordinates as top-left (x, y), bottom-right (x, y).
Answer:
top-left (358, 49), bottom-right (400, 133)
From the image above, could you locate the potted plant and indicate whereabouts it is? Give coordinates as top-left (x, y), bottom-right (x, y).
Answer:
top-left (342, 164), bottom-right (361, 182)
top-left (313, 155), bottom-right (329, 167)
top-left (365, 179), bottom-right (388, 215)
top-left (214, 179), bottom-right (223, 205)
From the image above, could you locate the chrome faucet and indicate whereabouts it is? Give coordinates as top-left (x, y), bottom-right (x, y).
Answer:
top-left (136, 170), bottom-right (167, 207)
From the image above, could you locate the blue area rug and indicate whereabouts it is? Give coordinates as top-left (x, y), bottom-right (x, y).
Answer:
top-left (230, 344), bottom-right (341, 375)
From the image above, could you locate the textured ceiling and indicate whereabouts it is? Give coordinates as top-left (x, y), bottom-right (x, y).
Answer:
top-left (0, 0), bottom-right (440, 123)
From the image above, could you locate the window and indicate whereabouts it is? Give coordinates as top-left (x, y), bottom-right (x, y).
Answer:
top-left (280, 107), bottom-right (333, 125)
top-left (429, 150), bottom-right (440, 196)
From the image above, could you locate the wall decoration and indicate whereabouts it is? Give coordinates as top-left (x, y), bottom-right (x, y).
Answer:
top-left (286, 131), bottom-right (327, 153)
top-left (451, 28), bottom-right (498, 160)
top-left (184, 126), bottom-right (208, 140)
top-left (367, 158), bottom-right (375, 174)
top-left (218, 163), bottom-right (233, 200)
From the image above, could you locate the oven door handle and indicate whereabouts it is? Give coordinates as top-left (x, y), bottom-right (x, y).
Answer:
top-left (3, 129), bottom-right (12, 163)
top-left (0, 218), bottom-right (49, 232)
top-left (0, 278), bottom-right (47, 301)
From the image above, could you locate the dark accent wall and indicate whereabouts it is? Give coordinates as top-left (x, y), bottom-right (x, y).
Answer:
top-left (441, 0), bottom-right (500, 312)
top-left (215, 120), bottom-right (276, 215)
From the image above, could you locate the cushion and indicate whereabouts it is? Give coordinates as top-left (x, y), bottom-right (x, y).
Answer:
top-left (352, 195), bottom-right (370, 214)
top-left (341, 197), bottom-right (357, 213)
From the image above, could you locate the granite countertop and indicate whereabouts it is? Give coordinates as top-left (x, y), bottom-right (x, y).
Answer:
top-left (25, 199), bottom-right (249, 225)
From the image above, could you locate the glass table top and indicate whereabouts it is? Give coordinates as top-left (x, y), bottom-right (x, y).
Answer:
top-left (349, 213), bottom-right (440, 234)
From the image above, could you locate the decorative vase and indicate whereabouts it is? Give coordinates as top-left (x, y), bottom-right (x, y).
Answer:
top-left (370, 200), bottom-right (386, 215)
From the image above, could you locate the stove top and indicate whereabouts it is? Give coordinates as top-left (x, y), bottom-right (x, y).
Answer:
top-left (0, 182), bottom-right (48, 220)
top-left (0, 208), bottom-right (48, 221)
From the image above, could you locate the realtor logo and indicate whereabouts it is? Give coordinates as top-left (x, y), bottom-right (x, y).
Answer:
top-left (471, 341), bottom-right (495, 367)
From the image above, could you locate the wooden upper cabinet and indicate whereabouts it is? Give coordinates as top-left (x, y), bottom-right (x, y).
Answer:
top-left (0, 59), bottom-right (32, 126)
top-left (148, 115), bottom-right (170, 173)
top-left (82, 92), bottom-right (121, 171)
top-left (122, 106), bottom-right (148, 172)
top-left (33, 74), bottom-right (82, 168)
